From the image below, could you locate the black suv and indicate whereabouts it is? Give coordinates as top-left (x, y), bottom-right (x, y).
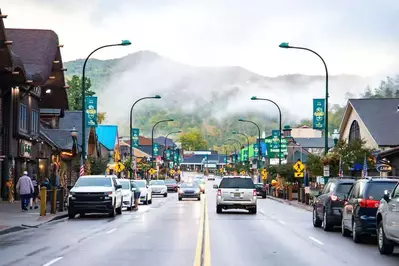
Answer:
top-left (342, 177), bottom-right (399, 243)
top-left (313, 177), bottom-right (355, 231)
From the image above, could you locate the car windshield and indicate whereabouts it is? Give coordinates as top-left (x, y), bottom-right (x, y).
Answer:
top-left (196, 180), bottom-right (204, 184)
top-left (165, 179), bottom-right (176, 184)
top-left (119, 181), bottom-right (130, 189)
top-left (75, 177), bottom-right (112, 187)
top-left (150, 180), bottom-right (165, 185)
top-left (180, 183), bottom-right (198, 188)
top-left (255, 184), bottom-right (263, 188)
top-left (219, 177), bottom-right (255, 189)
top-left (134, 181), bottom-right (146, 188)
top-left (366, 181), bottom-right (398, 200)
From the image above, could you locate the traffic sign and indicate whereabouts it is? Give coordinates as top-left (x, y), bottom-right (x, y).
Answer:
top-left (293, 161), bottom-right (304, 172)
top-left (148, 168), bottom-right (156, 175)
top-left (261, 169), bottom-right (267, 175)
top-left (240, 170), bottom-right (246, 175)
top-left (294, 172), bottom-right (304, 178)
top-left (170, 169), bottom-right (175, 175)
top-left (116, 162), bottom-right (125, 173)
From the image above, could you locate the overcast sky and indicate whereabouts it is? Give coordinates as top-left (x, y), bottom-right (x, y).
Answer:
top-left (3, 0), bottom-right (399, 78)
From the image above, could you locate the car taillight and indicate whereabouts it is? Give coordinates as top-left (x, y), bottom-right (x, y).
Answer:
top-left (358, 199), bottom-right (380, 208)
top-left (253, 189), bottom-right (257, 196)
top-left (217, 189), bottom-right (221, 196)
top-left (330, 195), bottom-right (338, 201)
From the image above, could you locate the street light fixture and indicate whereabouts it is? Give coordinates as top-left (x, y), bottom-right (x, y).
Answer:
top-left (228, 138), bottom-right (242, 163)
top-left (279, 42), bottom-right (329, 155)
top-left (70, 126), bottom-right (78, 138)
top-left (129, 95), bottom-right (161, 179)
top-left (332, 129), bottom-right (340, 146)
top-left (81, 40), bottom-right (131, 165)
top-left (238, 118), bottom-right (261, 167)
top-left (151, 119), bottom-right (174, 168)
top-left (251, 96), bottom-right (282, 165)
top-left (232, 130), bottom-right (250, 163)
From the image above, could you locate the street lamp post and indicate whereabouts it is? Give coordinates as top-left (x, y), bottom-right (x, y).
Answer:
top-left (232, 131), bottom-right (250, 163)
top-left (151, 119), bottom-right (174, 168)
top-left (81, 40), bottom-right (131, 164)
top-left (238, 118), bottom-right (261, 168)
top-left (279, 42), bottom-right (329, 155)
top-left (251, 96), bottom-right (282, 165)
top-left (129, 95), bottom-right (161, 179)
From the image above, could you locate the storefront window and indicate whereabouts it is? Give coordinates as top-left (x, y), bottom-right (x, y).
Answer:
top-left (38, 159), bottom-right (49, 183)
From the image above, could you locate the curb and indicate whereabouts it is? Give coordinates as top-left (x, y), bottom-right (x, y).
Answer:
top-left (0, 213), bottom-right (68, 237)
top-left (269, 197), bottom-right (312, 212)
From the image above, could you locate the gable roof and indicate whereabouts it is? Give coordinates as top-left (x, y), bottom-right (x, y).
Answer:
top-left (293, 137), bottom-right (334, 148)
top-left (341, 98), bottom-right (399, 146)
top-left (42, 111), bottom-right (91, 150)
top-left (96, 125), bottom-right (118, 151)
top-left (154, 136), bottom-right (175, 147)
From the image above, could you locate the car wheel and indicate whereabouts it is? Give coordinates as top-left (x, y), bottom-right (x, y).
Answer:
top-left (127, 197), bottom-right (133, 211)
top-left (322, 210), bottom-right (331, 231)
top-left (250, 207), bottom-right (257, 214)
top-left (109, 205), bottom-right (116, 217)
top-left (144, 195), bottom-right (149, 205)
top-left (178, 197), bottom-right (182, 201)
top-left (377, 221), bottom-right (394, 255)
top-left (312, 208), bottom-right (322, 227)
top-left (116, 198), bottom-right (122, 215)
top-left (341, 218), bottom-right (350, 237)
top-left (352, 220), bottom-right (363, 243)
top-left (164, 193), bottom-right (167, 197)
top-left (68, 209), bottom-right (75, 219)
top-left (216, 205), bottom-right (222, 213)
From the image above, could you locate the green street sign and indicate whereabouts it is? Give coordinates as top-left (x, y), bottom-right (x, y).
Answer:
top-left (243, 150), bottom-right (248, 161)
top-left (131, 128), bottom-right (139, 147)
top-left (313, 98), bottom-right (325, 130)
top-left (165, 150), bottom-right (171, 160)
top-left (153, 143), bottom-right (159, 156)
top-left (253, 143), bottom-right (259, 157)
top-left (264, 131), bottom-right (288, 159)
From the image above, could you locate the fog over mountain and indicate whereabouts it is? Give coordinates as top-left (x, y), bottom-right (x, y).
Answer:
top-left (65, 50), bottom-right (372, 130)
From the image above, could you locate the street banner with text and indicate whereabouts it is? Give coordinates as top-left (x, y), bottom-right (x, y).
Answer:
top-left (85, 96), bottom-right (98, 127)
top-left (265, 131), bottom-right (287, 158)
top-left (313, 98), bottom-right (325, 130)
top-left (153, 143), bottom-right (159, 156)
top-left (131, 128), bottom-right (139, 147)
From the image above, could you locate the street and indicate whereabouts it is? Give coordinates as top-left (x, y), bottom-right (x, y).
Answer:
top-left (1, 176), bottom-right (399, 266)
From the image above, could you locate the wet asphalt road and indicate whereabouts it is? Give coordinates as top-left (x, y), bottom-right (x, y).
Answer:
top-left (1, 175), bottom-right (399, 266)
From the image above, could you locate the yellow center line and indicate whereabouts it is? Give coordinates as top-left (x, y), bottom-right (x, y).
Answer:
top-left (193, 195), bottom-right (211, 266)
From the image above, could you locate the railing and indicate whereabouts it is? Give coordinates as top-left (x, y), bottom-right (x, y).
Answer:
top-left (40, 187), bottom-right (66, 216)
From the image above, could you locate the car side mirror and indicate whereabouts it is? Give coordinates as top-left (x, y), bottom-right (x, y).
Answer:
top-left (131, 187), bottom-right (136, 192)
top-left (383, 190), bottom-right (391, 202)
top-left (116, 184), bottom-right (122, 189)
top-left (213, 184), bottom-right (218, 189)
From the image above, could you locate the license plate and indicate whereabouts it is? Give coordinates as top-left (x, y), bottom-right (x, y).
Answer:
top-left (234, 192), bottom-right (240, 197)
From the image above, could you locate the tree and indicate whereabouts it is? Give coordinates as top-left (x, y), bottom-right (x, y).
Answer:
top-left (98, 112), bottom-right (106, 124)
top-left (178, 129), bottom-right (208, 151)
top-left (67, 75), bottom-right (95, 110)
top-left (88, 156), bottom-right (109, 175)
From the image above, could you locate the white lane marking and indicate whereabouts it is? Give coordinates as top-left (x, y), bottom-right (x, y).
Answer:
top-left (106, 228), bottom-right (117, 234)
top-left (309, 236), bottom-right (324, 245)
top-left (43, 257), bottom-right (63, 266)
top-left (278, 220), bottom-right (286, 225)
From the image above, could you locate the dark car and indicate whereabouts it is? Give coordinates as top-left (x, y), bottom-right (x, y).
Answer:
top-left (165, 179), bottom-right (178, 192)
top-left (313, 177), bottom-right (355, 231)
top-left (178, 182), bottom-right (201, 201)
top-left (342, 176), bottom-right (399, 243)
top-left (254, 183), bottom-right (267, 198)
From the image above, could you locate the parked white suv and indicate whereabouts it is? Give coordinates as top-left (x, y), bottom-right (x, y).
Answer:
top-left (133, 180), bottom-right (153, 204)
top-left (68, 175), bottom-right (123, 218)
top-left (214, 176), bottom-right (257, 214)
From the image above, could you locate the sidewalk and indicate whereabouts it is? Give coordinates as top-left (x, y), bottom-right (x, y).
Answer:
top-left (268, 196), bottom-right (313, 212)
top-left (0, 200), bottom-right (68, 236)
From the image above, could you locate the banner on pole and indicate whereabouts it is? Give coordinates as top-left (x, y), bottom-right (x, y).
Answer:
top-left (313, 98), bottom-right (325, 130)
top-left (131, 128), bottom-right (139, 147)
top-left (85, 96), bottom-right (98, 127)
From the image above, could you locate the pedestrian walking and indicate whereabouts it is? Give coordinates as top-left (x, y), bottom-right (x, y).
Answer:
top-left (16, 171), bottom-right (34, 211)
top-left (30, 174), bottom-right (40, 209)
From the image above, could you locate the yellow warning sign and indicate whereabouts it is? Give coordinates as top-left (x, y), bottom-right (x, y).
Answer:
top-left (116, 162), bottom-right (125, 173)
top-left (170, 169), bottom-right (175, 175)
top-left (294, 172), bottom-right (304, 178)
top-left (148, 168), bottom-right (156, 175)
top-left (293, 161), bottom-right (305, 172)
top-left (240, 170), bottom-right (246, 175)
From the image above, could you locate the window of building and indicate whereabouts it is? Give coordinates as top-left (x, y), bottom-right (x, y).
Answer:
top-left (348, 120), bottom-right (361, 144)
top-left (31, 110), bottom-right (39, 134)
top-left (19, 103), bottom-right (28, 132)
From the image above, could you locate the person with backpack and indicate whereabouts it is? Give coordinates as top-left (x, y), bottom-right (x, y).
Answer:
top-left (30, 174), bottom-right (40, 209)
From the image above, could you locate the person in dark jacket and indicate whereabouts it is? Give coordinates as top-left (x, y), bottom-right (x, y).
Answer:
top-left (30, 174), bottom-right (39, 209)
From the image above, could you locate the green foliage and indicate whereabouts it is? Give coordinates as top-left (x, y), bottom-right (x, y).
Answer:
top-left (306, 154), bottom-right (323, 176)
top-left (267, 164), bottom-right (295, 182)
top-left (178, 129), bottom-right (208, 150)
top-left (67, 75), bottom-right (95, 110)
top-left (88, 156), bottom-right (109, 175)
